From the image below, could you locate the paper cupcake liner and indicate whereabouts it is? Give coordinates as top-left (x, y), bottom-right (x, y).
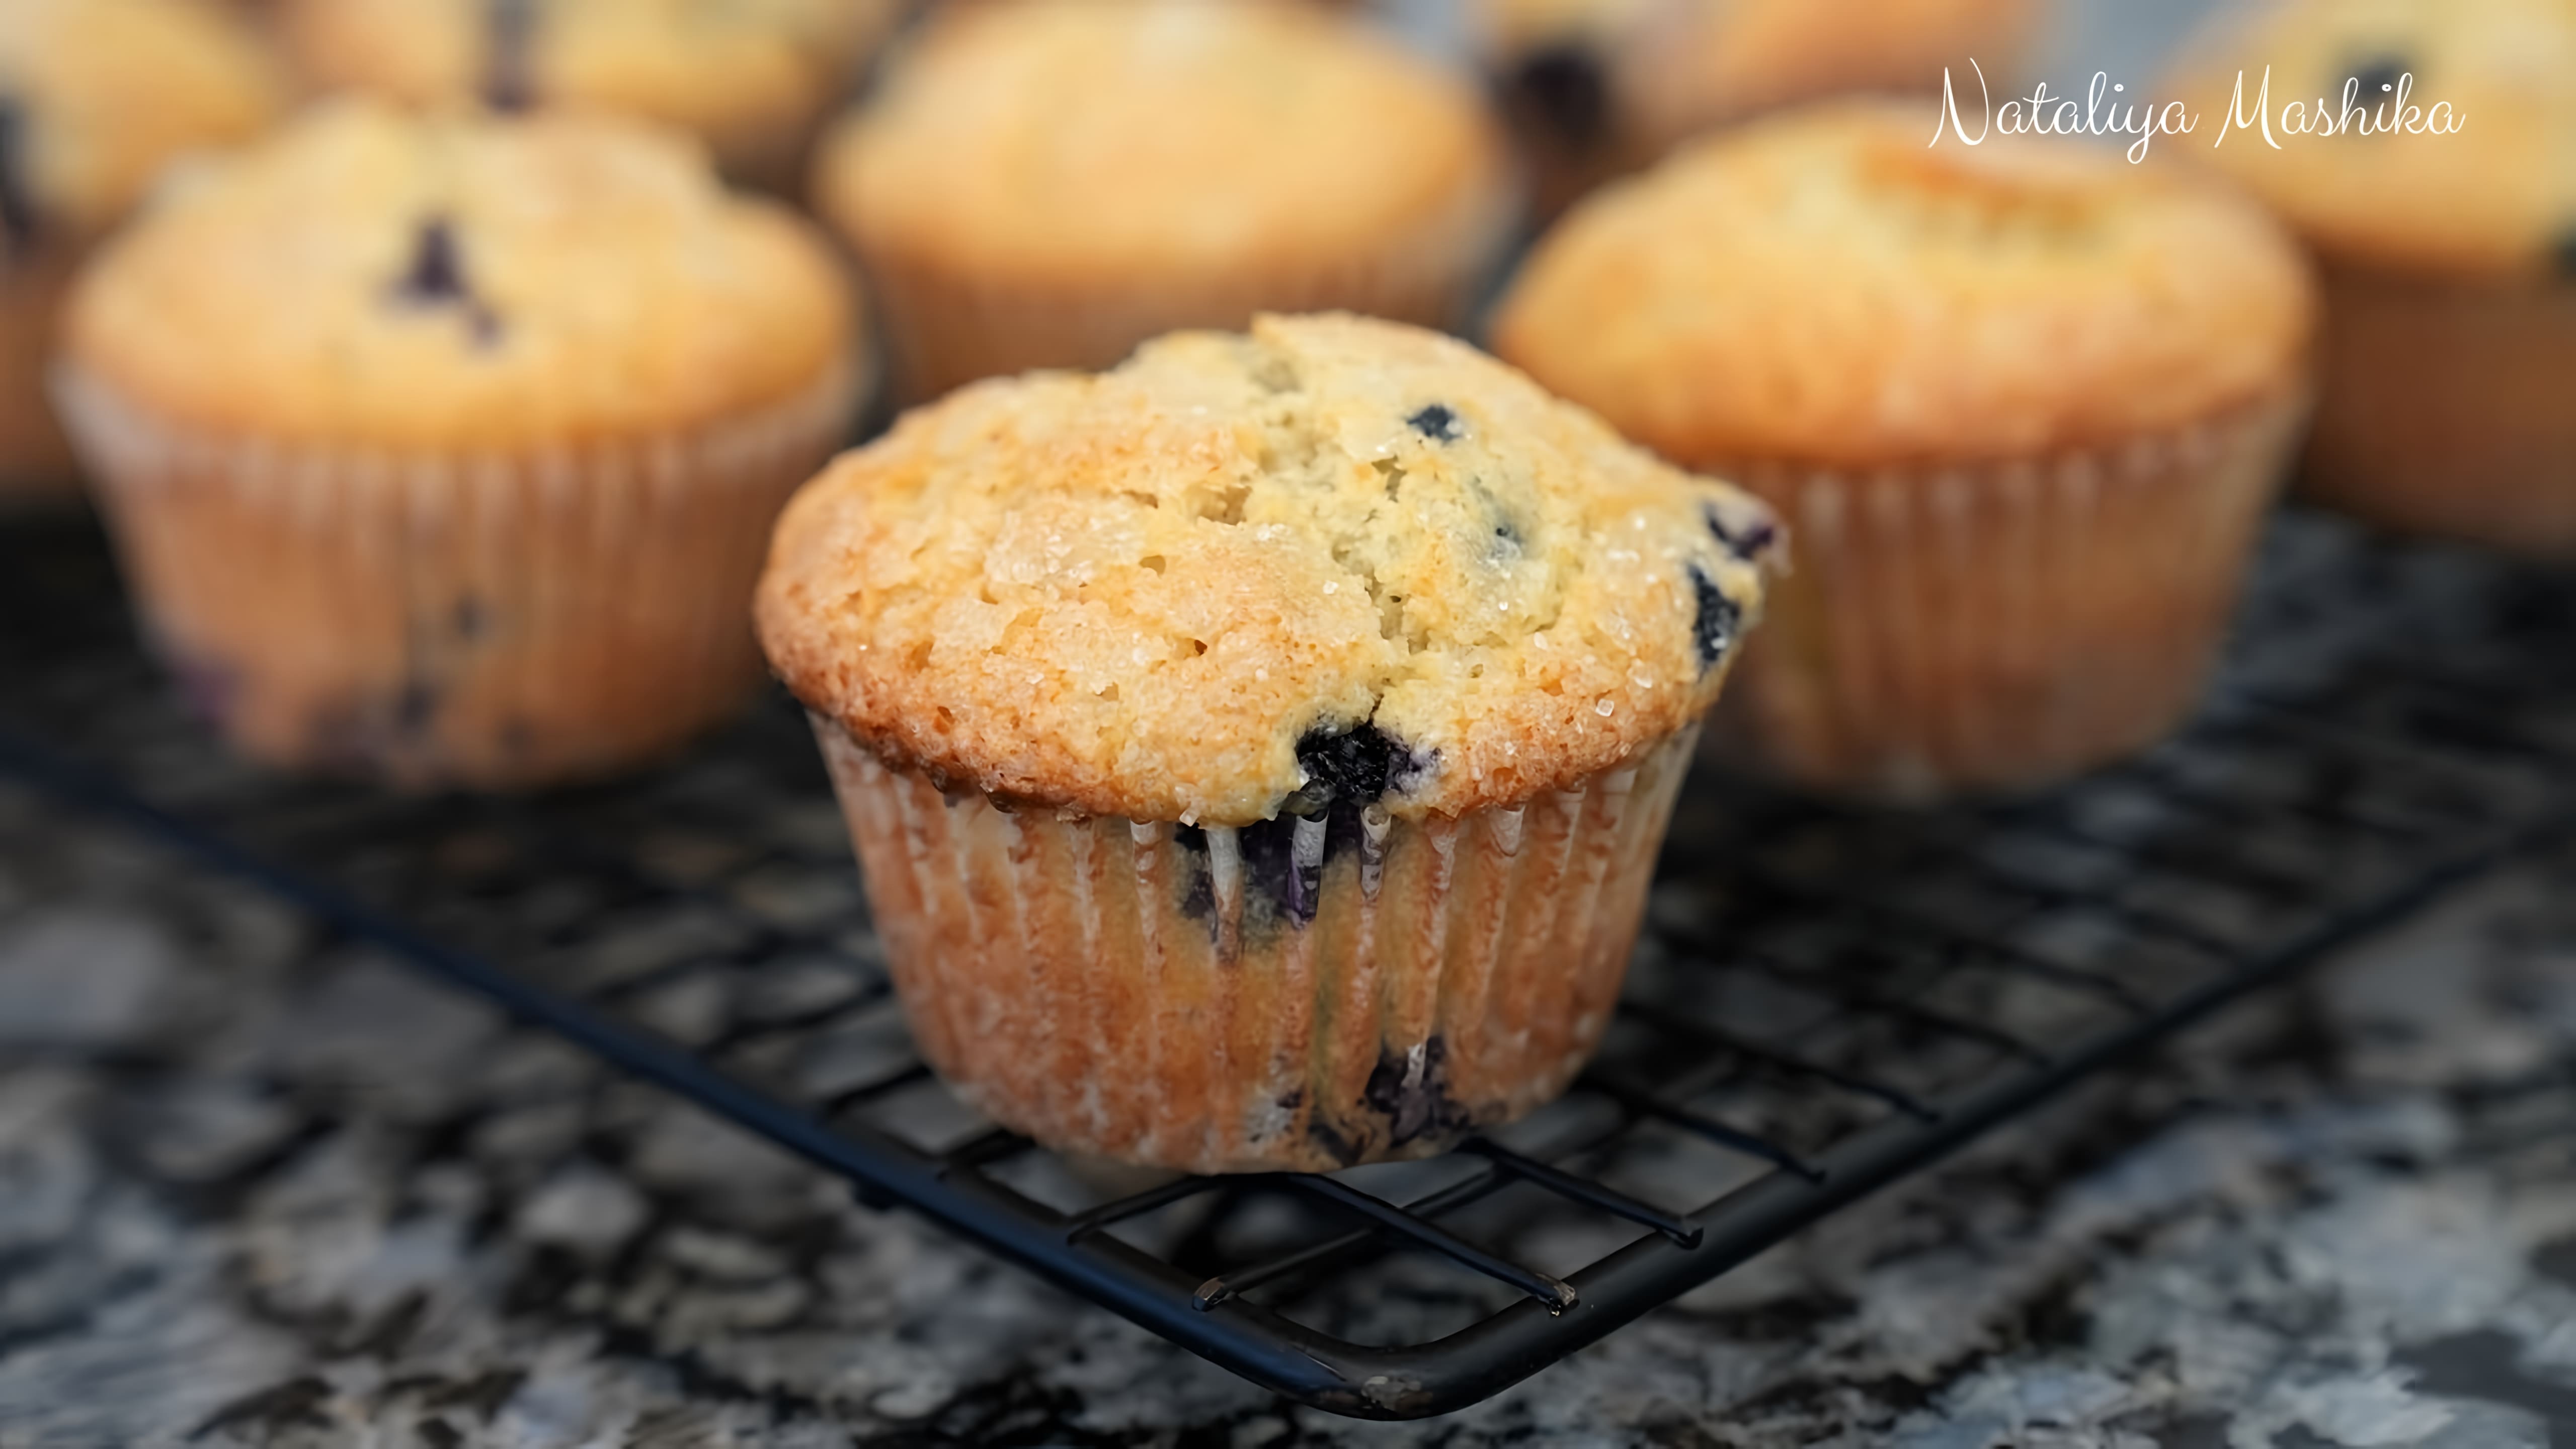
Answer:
top-left (1707, 391), bottom-right (2307, 800)
top-left (815, 717), bottom-right (1699, 1174)
top-left (856, 182), bottom-right (1520, 403)
top-left (55, 356), bottom-right (866, 788)
top-left (2300, 263), bottom-right (2576, 556)
top-left (0, 247), bottom-right (84, 507)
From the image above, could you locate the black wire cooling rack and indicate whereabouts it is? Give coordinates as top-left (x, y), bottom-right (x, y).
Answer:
top-left (4, 511), bottom-right (2574, 1419)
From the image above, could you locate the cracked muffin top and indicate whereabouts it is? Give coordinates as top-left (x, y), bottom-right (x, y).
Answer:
top-left (1492, 101), bottom-right (2317, 469)
top-left (813, 0), bottom-right (1514, 285)
top-left (2167, 0), bottom-right (2576, 280)
top-left (279, 0), bottom-right (901, 179)
top-left (757, 313), bottom-right (1776, 828)
top-left (64, 100), bottom-right (856, 450)
top-left (0, 0), bottom-right (285, 253)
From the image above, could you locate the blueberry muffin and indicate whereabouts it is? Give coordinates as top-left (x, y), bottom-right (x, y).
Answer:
top-left (1495, 101), bottom-right (2315, 799)
top-left (0, 0), bottom-right (285, 504)
top-left (757, 313), bottom-right (1776, 1173)
top-left (2170, 0), bottom-right (2576, 554)
top-left (59, 101), bottom-right (866, 787)
top-left (279, 0), bottom-right (904, 190)
top-left (812, 0), bottom-right (1518, 401)
top-left (1478, 0), bottom-right (2039, 216)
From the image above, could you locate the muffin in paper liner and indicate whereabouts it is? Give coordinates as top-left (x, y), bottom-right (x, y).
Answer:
top-left (816, 718), bottom-right (1697, 1174)
top-left (276, 0), bottom-right (906, 195)
top-left (0, 0), bottom-right (289, 504)
top-left (813, 0), bottom-right (1520, 402)
top-left (756, 313), bottom-right (1778, 1171)
top-left (1494, 103), bottom-right (2318, 799)
top-left (57, 354), bottom-right (864, 788)
top-left (2161, 0), bottom-right (2574, 554)
top-left (1709, 391), bottom-right (2307, 800)
top-left (2298, 265), bottom-right (2576, 556)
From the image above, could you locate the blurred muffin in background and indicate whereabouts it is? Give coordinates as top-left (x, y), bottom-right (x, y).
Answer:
top-left (2170, 0), bottom-right (2576, 554)
top-left (813, 0), bottom-right (1517, 402)
top-left (278, 0), bottom-right (904, 190)
top-left (58, 101), bottom-right (866, 788)
top-left (758, 312), bottom-right (1775, 1172)
top-left (1494, 101), bottom-right (2315, 800)
top-left (1476, 0), bottom-right (2040, 216)
top-left (0, 0), bottom-right (285, 505)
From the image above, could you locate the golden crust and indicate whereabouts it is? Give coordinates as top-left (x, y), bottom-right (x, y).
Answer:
top-left (64, 101), bottom-right (857, 452)
top-left (814, 0), bottom-right (1516, 289)
top-left (0, 0), bottom-right (287, 242)
top-left (277, 0), bottom-right (902, 173)
top-left (2166, 0), bottom-right (2576, 280)
top-left (1492, 101), bottom-right (2317, 469)
top-left (758, 313), bottom-right (1775, 828)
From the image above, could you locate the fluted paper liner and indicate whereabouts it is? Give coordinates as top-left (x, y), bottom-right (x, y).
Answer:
top-left (2300, 264), bottom-right (2576, 556)
top-left (1710, 390), bottom-right (2306, 799)
top-left (815, 718), bottom-right (1700, 1174)
top-left (55, 356), bottom-right (865, 788)
top-left (1, 246), bottom-right (82, 506)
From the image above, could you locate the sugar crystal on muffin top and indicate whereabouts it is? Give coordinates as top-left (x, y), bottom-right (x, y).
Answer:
top-left (758, 313), bottom-right (1775, 828)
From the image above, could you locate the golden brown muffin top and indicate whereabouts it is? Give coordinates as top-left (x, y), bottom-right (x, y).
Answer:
top-left (278, 0), bottom-right (901, 172)
top-left (66, 100), bottom-right (857, 451)
top-left (2168, 0), bottom-right (2576, 280)
top-left (0, 0), bottom-right (285, 250)
top-left (758, 313), bottom-right (1776, 828)
top-left (814, 0), bottom-right (1515, 287)
top-left (1491, 101), bottom-right (2317, 470)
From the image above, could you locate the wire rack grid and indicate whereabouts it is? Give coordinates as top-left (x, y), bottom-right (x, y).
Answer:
top-left (3, 513), bottom-right (2572, 1419)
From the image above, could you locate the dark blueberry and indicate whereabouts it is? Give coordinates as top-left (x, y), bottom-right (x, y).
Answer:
top-left (1360, 1036), bottom-right (1466, 1146)
top-left (392, 217), bottom-right (470, 304)
top-left (1491, 518), bottom-right (1524, 560)
top-left (1687, 565), bottom-right (1738, 669)
top-left (395, 680), bottom-right (441, 735)
top-left (485, 0), bottom-right (541, 112)
top-left (453, 597), bottom-right (489, 640)
top-left (2554, 224), bottom-right (2576, 279)
top-left (1294, 722), bottom-right (1405, 810)
top-left (2346, 52), bottom-right (2409, 102)
top-left (389, 219), bottom-right (508, 346)
top-left (1703, 502), bottom-right (1778, 563)
top-left (1406, 403), bottom-right (1462, 442)
top-left (1507, 43), bottom-right (1611, 150)
top-left (0, 95), bottom-right (40, 258)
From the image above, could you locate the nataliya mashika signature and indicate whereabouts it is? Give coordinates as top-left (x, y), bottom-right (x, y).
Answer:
top-left (1929, 58), bottom-right (2464, 162)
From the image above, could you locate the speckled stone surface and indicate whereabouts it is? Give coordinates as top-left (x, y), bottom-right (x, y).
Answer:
top-left (1, 770), bottom-right (2571, 1449)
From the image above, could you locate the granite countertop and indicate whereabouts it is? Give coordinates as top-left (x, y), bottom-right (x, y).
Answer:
top-left (1, 770), bottom-right (2572, 1449)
